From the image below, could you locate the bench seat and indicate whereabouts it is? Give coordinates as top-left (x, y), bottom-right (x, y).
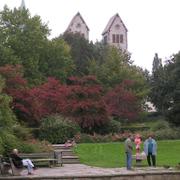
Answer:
top-left (19, 152), bottom-right (57, 167)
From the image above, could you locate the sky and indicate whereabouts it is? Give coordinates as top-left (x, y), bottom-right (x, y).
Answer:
top-left (0, 0), bottom-right (180, 71)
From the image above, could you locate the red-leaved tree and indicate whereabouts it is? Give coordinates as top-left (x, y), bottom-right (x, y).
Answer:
top-left (104, 80), bottom-right (140, 121)
top-left (0, 65), bottom-right (112, 135)
top-left (12, 77), bottom-right (67, 125)
top-left (62, 76), bottom-right (109, 131)
top-left (0, 65), bottom-right (67, 125)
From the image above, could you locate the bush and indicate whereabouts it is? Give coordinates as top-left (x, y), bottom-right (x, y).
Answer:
top-left (140, 127), bottom-right (180, 141)
top-left (75, 133), bottom-right (95, 143)
top-left (13, 125), bottom-right (33, 140)
top-left (39, 115), bottom-right (80, 144)
top-left (94, 119), bottom-right (121, 135)
top-left (121, 126), bottom-right (149, 132)
top-left (151, 120), bottom-right (169, 131)
top-left (75, 132), bottom-right (130, 143)
top-left (0, 131), bottom-right (22, 156)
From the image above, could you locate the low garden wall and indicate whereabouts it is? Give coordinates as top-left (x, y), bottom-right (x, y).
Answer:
top-left (1, 171), bottom-right (180, 180)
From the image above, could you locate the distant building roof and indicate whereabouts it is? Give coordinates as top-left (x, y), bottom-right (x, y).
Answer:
top-left (66, 12), bottom-right (90, 32)
top-left (102, 13), bottom-right (127, 35)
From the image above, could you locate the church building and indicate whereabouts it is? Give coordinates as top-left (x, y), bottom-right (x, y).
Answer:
top-left (65, 12), bottom-right (89, 40)
top-left (102, 13), bottom-right (128, 51)
top-left (18, 1), bottom-right (128, 50)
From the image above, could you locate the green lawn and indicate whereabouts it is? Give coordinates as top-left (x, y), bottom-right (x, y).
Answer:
top-left (74, 140), bottom-right (180, 168)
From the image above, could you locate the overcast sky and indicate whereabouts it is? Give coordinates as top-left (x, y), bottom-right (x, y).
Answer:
top-left (1, 0), bottom-right (180, 71)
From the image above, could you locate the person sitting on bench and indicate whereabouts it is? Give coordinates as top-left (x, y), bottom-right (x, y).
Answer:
top-left (10, 149), bottom-right (35, 175)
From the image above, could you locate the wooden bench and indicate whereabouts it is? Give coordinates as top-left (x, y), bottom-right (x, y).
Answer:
top-left (0, 155), bottom-right (11, 175)
top-left (9, 157), bottom-right (23, 176)
top-left (19, 152), bottom-right (57, 167)
top-left (9, 152), bottom-right (58, 176)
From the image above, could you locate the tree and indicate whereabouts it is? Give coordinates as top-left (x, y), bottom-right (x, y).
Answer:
top-left (63, 76), bottom-right (109, 132)
top-left (150, 53), bottom-right (171, 114)
top-left (166, 52), bottom-right (180, 125)
top-left (104, 80), bottom-right (140, 121)
top-left (5, 77), bottom-right (67, 126)
top-left (88, 46), bottom-right (149, 106)
top-left (152, 53), bottom-right (162, 73)
top-left (89, 46), bottom-right (133, 88)
top-left (39, 38), bottom-right (75, 83)
top-left (62, 33), bottom-right (96, 76)
top-left (0, 75), bottom-right (16, 129)
top-left (0, 6), bottom-right (50, 84)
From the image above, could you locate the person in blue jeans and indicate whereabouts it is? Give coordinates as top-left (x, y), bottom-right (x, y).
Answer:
top-left (144, 135), bottom-right (157, 167)
top-left (10, 149), bottom-right (35, 175)
top-left (125, 134), bottom-right (134, 170)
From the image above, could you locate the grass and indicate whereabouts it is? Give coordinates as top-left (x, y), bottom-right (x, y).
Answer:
top-left (74, 140), bottom-right (180, 168)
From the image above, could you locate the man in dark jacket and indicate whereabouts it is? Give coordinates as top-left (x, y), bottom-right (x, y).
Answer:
top-left (125, 134), bottom-right (134, 170)
top-left (10, 149), bottom-right (35, 175)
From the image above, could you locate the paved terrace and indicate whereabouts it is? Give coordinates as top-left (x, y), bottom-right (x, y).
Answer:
top-left (1, 164), bottom-right (180, 180)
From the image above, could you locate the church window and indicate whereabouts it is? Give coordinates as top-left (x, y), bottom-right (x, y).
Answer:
top-left (120, 34), bottom-right (123, 43)
top-left (112, 34), bottom-right (116, 43)
top-left (116, 34), bottom-right (120, 43)
top-left (112, 34), bottom-right (122, 43)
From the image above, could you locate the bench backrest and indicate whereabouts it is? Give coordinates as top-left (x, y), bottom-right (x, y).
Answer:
top-left (19, 152), bottom-right (55, 159)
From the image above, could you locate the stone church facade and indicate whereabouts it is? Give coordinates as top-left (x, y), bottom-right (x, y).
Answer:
top-left (66, 13), bottom-right (128, 51)
top-left (66, 12), bottom-right (90, 40)
top-left (102, 13), bottom-right (128, 51)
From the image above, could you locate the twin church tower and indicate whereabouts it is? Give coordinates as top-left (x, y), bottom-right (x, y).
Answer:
top-left (20, 0), bottom-right (128, 51)
top-left (66, 12), bottom-right (128, 51)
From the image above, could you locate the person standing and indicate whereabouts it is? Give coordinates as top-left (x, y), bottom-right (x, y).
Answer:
top-left (134, 134), bottom-right (142, 163)
top-left (125, 134), bottom-right (134, 170)
top-left (144, 135), bottom-right (157, 167)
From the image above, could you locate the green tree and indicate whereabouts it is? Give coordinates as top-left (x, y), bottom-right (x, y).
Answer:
top-left (166, 52), bottom-right (180, 125)
top-left (89, 46), bottom-right (148, 96)
top-left (0, 75), bottom-right (16, 129)
top-left (0, 6), bottom-right (50, 85)
top-left (150, 53), bottom-right (171, 114)
top-left (152, 53), bottom-right (162, 73)
top-left (62, 33), bottom-right (96, 76)
top-left (39, 38), bottom-right (75, 83)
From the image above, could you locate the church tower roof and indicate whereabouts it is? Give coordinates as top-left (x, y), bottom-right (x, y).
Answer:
top-left (66, 12), bottom-right (90, 32)
top-left (102, 13), bottom-right (127, 35)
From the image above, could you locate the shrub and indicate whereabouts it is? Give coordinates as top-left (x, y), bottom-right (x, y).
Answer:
top-left (151, 120), bottom-right (169, 131)
top-left (39, 115), bottom-right (80, 144)
top-left (75, 133), bottom-right (95, 143)
top-left (13, 125), bottom-right (33, 140)
top-left (155, 128), bottom-right (180, 140)
top-left (94, 119), bottom-right (121, 135)
top-left (75, 132), bottom-right (130, 143)
top-left (140, 127), bottom-right (180, 140)
top-left (0, 131), bottom-right (22, 156)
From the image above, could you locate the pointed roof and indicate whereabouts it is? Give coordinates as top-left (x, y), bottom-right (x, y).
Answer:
top-left (102, 13), bottom-right (127, 35)
top-left (66, 12), bottom-right (90, 31)
top-left (20, 0), bottom-right (26, 10)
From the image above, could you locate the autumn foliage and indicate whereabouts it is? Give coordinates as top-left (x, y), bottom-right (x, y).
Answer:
top-left (104, 80), bottom-right (140, 120)
top-left (63, 76), bottom-right (109, 130)
top-left (0, 65), bottom-right (140, 129)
